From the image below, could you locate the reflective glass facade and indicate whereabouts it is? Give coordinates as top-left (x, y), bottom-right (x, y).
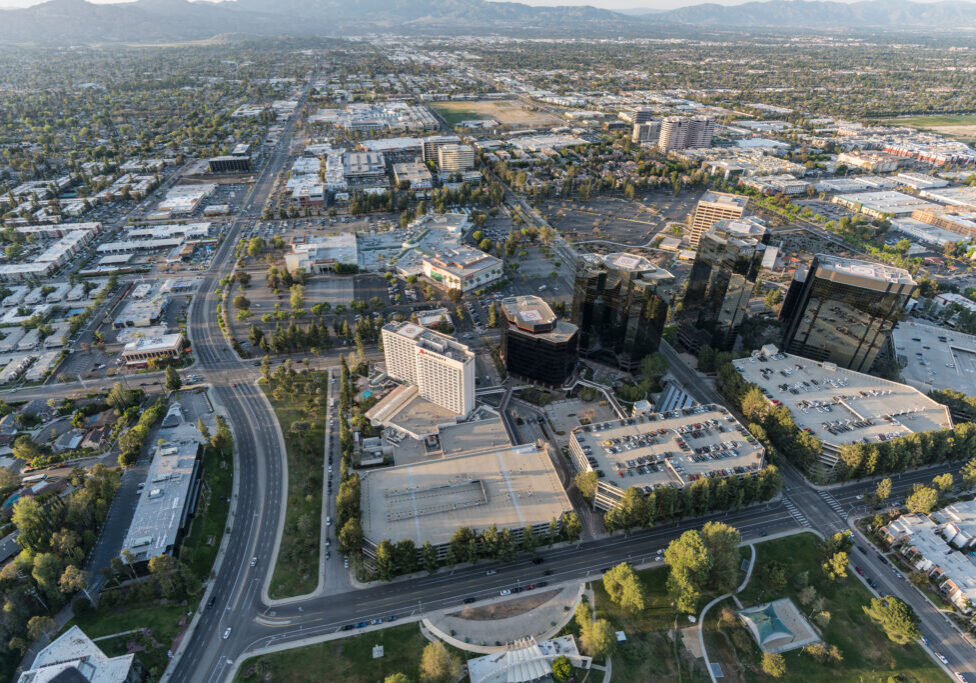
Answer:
top-left (782, 255), bottom-right (915, 372)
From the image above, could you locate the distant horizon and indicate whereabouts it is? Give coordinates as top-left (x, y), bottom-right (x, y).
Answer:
top-left (0, 0), bottom-right (959, 11)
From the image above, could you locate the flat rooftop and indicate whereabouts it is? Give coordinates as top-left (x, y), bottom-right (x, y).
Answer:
top-left (699, 191), bottom-right (750, 209)
top-left (734, 348), bottom-right (952, 452)
top-left (360, 443), bottom-right (572, 547)
top-left (891, 319), bottom-right (976, 395)
top-left (385, 321), bottom-right (474, 365)
top-left (834, 190), bottom-right (938, 216)
top-left (813, 253), bottom-right (916, 287)
top-left (366, 385), bottom-right (460, 440)
top-left (438, 414), bottom-right (512, 456)
top-left (572, 404), bottom-right (765, 492)
top-left (121, 415), bottom-right (202, 563)
top-left (579, 252), bottom-right (673, 282)
top-left (501, 295), bottom-right (556, 331)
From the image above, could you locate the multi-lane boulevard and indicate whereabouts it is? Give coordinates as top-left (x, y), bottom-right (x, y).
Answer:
top-left (6, 71), bottom-right (970, 681)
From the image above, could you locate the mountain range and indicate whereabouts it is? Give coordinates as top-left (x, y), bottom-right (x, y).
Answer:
top-left (3, 0), bottom-right (976, 45)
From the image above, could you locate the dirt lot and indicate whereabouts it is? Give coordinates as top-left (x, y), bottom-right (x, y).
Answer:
top-left (430, 100), bottom-right (563, 128)
top-left (448, 589), bottom-right (559, 621)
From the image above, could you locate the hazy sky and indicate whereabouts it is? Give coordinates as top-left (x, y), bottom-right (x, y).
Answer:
top-left (0, 0), bottom-right (952, 9)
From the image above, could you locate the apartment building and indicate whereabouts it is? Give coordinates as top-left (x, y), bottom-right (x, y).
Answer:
top-left (658, 115), bottom-right (715, 153)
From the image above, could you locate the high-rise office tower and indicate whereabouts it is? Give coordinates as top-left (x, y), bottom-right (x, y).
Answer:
top-left (437, 144), bottom-right (475, 172)
top-left (657, 115), bottom-right (715, 153)
top-left (632, 107), bottom-right (655, 124)
top-left (688, 191), bottom-right (749, 247)
top-left (500, 296), bottom-right (579, 386)
top-left (677, 217), bottom-right (769, 351)
top-left (571, 252), bottom-right (674, 371)
top-left (381, 321), bottom-right (476, 416)
top-left (632, 121), bottom-right (661, 144)
top-left (780, 255), bottom-right (916, 372)
top-left (422, 135), bottom-right (461, 163)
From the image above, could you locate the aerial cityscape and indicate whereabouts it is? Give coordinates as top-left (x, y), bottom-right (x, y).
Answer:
top-left (7, 0), bottom-right (976, 681)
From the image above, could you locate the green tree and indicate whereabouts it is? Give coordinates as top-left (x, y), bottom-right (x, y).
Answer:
top-left (375, 540), bottom-right (396, 581)
top-left (863, 596), bottom-right (920, 645)
top-left (702, 521), bottom-right (740, 592)
top-left (11, 434), bottom-right (42, 463)
top-left (875, 477), bottom-right (892, 505)
top-left (906, 484), bottom-right (939, 514)
top-left (384, 675), bottom-right (411, 683)
top-left (761, 652), bottom-right (786, 678)
top-left (602, 562), bottom-right (647, 613)
top-left (563, 512), bottom-right (582, 542)
top-left (418, 641), bottom-right (462, 683)
top-left (581, 618), bottom-right (617, 658)
top-left (422, 541), bottom-right (439, 575)
top-left (574, 471), bottom-right (598, 500)
top-left (933, 472), bottom-right (954, 493)
top-left (290, 284), bottom-right (305, 311)
top-left (822, 551), bottom-right (849, 581)
top-left (551, 655), bottom-right (573, 682)
top-left (26, 615), bottom-right (56, 642)
top-left (664, 530), bottom-right (712, 613)
top-left (165, 365), bottom-right (182, 392)
top-left (962, 458), bottom-right (976, 490)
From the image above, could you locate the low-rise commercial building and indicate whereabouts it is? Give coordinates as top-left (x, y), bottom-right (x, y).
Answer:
top-left (121, 334), bottom-right (185, 366)
top-left (881, 500), bottom-right (976, 611)
top-left (733, 345), bottom-right (952, 471)
top-left (121, 412), bottom-right (202, 564)
top-left (833, 191), bottom-right (939, 219)
top-left (17, 625), bottom-right (141, 683)
top-left (359, 443), bottom-right (572, 559)
top-left (421, 246), bottom-right (503, 293)
top-left (393, 161), bottom-right (433, 189)
top-left (890, 320), bottom-right (976, 396)
top-left (207, 155), bottom-right (251, 173)
top-left (569, 404), bottom-right (765, 512)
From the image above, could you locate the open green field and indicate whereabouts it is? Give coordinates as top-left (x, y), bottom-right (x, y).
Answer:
top-left (430, 103), bottom-right (490, 125)
top-left (263, 372), bottom-right (327, 599)
top-left (706, 533), bottom-right (947, 682)
top-left (235, 623), bottom-right (473, 682)
top-left (891, 114), bottom-right (976, 127)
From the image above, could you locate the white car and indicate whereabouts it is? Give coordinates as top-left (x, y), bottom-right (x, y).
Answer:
top-left (499, 588), bottom-right (511, 596)
top-left (223, 628), bottom-right (232, 639)
top-left (326, 516), bottom-right (332, 526)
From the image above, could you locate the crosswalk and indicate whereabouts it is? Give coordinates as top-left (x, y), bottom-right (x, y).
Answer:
top-left (783, 497), bottom-right (811, 528)
top-left (819, 491), bottom-right (846, 516)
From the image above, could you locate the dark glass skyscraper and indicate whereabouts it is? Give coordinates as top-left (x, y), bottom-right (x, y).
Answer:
top-left (571, 252), bottom-right (674, 371)
top-left (781, 254), bottom-right (916, 372)
top-left (500, 296), bottom-right (578, 386)
top-left (677, 217), bottom-right (769, 352)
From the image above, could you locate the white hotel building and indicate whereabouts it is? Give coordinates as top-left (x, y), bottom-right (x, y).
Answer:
top-left (381, 322), bottom-right (475, 416)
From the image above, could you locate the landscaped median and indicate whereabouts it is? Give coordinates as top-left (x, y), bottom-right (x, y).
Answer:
top-left (260, 364), bottom-right (327, 599)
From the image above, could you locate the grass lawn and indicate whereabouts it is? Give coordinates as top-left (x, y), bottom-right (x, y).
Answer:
top-left (236, 623), bottom-right (466, 683)
top-left (262, 373), bottom-right (326, 598)
top-left (730, 533), bottom-right (948, 682)
top-left (179, 445), bottom-right (232, 580)
top-left (891, 114), bottom-right (976, 127)
top-left (591, 564), bottom-right (712, 682)
top-left (429, 103), bottom-right (490, 126)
